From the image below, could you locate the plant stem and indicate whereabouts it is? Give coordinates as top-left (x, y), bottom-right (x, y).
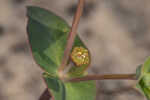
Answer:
top-left (68, 74), bottom-right (137, 82)
top-left (59, 0), bottom-right (85, 73)
top-left (39, 88), bottom-right (51, 100)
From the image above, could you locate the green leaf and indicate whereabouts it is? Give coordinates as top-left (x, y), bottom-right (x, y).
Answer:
top-left (44, 74), bottom-right (96, 100)
top-left (142, 57), bottom-right (150, 74)
top-left (136, 57), bottom-right (150, 100)
top-left (27, 6), bottom-right (96, 100)
top-left (27, 6), bottom-right (88, 76)
top-left (136, 74), bottom-right (150, 99)
top-left (136, 64), bottom-right (142, 79)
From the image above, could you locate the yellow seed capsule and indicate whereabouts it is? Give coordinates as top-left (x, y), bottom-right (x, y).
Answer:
top-left (70, 46), bottom-right (90, 67)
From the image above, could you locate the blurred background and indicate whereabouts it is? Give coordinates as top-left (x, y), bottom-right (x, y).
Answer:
top-left (0, 0), bottom-right (150, 100)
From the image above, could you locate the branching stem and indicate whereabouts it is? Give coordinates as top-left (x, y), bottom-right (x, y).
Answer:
top-left (59, 0), bottom-right (85, 73)
top-left (68, 74), bottom-right (137, 82)
top-left (40, 1), bottom-right (85, 99)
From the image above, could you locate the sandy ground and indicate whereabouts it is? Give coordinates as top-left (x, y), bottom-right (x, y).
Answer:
top-left (0, 0), bottom-right (150, 100)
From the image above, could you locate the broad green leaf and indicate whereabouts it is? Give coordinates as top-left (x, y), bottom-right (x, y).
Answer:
top-left (27, 6), bottom-right (96, 100)
top-left (44, 74), bottom-right (96, 100)
top-left (27, 6), bottom-right (89, 76)
top-left (136, 57), bottom-right (150, 100)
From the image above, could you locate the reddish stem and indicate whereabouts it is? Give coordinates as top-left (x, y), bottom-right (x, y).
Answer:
top-left (39, 88), bottom-right (51, 100)
top-left (59, 0), bottom-right (85, 72)
top-left (69, 74), bottom-right (137, 82)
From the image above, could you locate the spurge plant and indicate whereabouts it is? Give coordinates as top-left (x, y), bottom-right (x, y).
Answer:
top-left (26, 0), bottom-right (150, 100)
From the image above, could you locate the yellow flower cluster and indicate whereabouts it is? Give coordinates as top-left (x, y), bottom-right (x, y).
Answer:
top-left (71, 46), bottom-right (90, 67)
